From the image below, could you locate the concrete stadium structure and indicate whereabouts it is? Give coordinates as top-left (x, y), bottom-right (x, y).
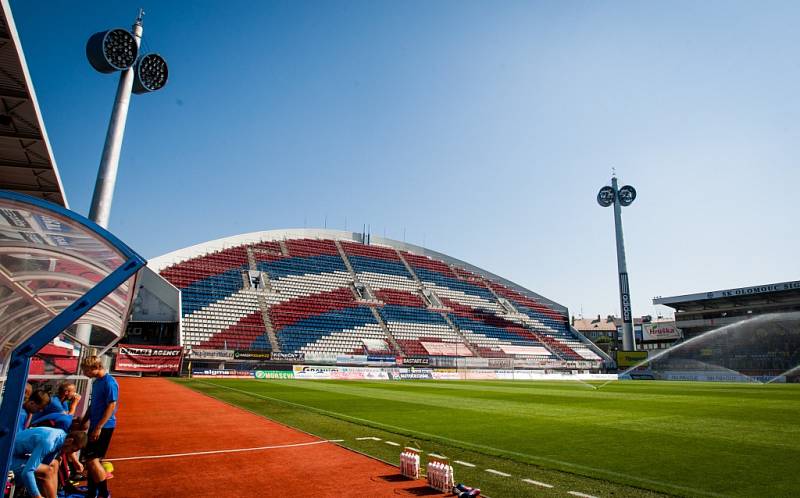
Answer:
top-left (136, 229), bottom-right (609, 370)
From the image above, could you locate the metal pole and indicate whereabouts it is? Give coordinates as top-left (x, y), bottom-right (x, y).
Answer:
top-left (80, 12), bottom-right (144, 346)
top-left (611, 176), bottom-right (635, 351)
top-left (87, 13), bottom-right (144, 229)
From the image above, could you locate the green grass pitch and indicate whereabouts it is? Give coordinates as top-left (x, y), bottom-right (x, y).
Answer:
top-left (177, 379), bottom-right (800, 497)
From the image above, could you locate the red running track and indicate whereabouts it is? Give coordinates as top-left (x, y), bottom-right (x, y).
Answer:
top-left (105, 378), bottom-right (445, 497)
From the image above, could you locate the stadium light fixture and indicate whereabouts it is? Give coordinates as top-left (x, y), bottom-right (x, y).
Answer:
top-left (133, 53), bottom-right (169, 94)
top-left (85, 8), bottom-right (170, 229)
top-left (86, 28), bottom-right (138, 73)
top-left (597, 175), bottom-right (637, 352)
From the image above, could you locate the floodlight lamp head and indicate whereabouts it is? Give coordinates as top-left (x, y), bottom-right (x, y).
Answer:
top-left (86, 28), bottom-right (138, 73)
top-left (597, 186), bottom-right (614, 207)
top-left (132, 53), bottom-right (169, 94)
top-left (618, 185), bottom-right (637, 206)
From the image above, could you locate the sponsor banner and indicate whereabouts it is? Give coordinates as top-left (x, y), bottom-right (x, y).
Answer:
top-left (429, 357), bottom-right (457, 368)
top-left (233, 350), bottom-right (272, 360)
top-left (400, 357), bottom-right (430, 366)
top-left (616, 351), bottom-right (649, 368)
top-left (642, 322), bottom-right (682, 341)
top-left (421, 342), bottom-right (473, 356)
top-left (457, 358), bottom-right (489, 368)
top-left (658, 371), bottom-right (756, 383)
top-left (189, 348), bottom-right (235, 360)
top-left (293, 365), bottom-right (338, 379)
top-left (115, 345), bottom-right (183, 373)
top-left (304, 352), bottom-right (338, 364)
top-left (619, 272), bottom-right (632, 322)
top-left (270, 352), bottom-right (305, 362)
top-left (714, 281), bottom-right (800, 299)
top-left (463, 369), bottom-right (497, 380)
top-left (487, 358), bottom-right (513, 369)
top-left (430, 369), bottom-right (460, 380)
top-left (255, 370), bottom-right (294, 379)
top-left (499, 345), bottom-right (550, 357)
top-left (389, 370), bottom-right (433, 380)
top-left (366, 355), bottom-right (396, 366)
top-left (191, 369), bottom-right (255, 378)
top-left (360, 368), bottom-right (390, 380)
top-left (292, 365), bottom-right (390, 380)
top-left (336, 354), bottom-right (367, 365)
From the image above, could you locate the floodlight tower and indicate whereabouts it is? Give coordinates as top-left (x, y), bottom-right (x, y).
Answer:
top-left (86, 9), bottom-right (169, 229)
top-left (597, 175), bottom-right (637, 351)
top-left (79, 10), bottom-right (168, 345)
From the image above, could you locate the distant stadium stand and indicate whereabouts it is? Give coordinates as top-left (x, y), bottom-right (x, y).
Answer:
top-left (147, 229), bottom-right (605, 368)
top-left (654, 281), bottom-right (800, 379)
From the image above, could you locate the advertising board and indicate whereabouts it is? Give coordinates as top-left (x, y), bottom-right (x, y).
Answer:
top-left (115, 345), bottom-right (183, 373)
top-left (642, 322), bottom-right (682, 341)
top-left (255, 370), bottom-right (295, 379)
top-left (616, 351), bottom-right (649, 368)
top-left (188, 348), bottom-right (234, 360)
top-left (191, 369), bottom-right (254, 378)
top-left (400, 357), bottom-right (430, 366)
top-left (270, 352), bottom-right (305, 362)
top-left (233, 350), bottom-right (272, 360)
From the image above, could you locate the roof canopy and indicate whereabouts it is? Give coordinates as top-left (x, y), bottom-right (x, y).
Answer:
top-left (0, 0), bottom-right (66, 206)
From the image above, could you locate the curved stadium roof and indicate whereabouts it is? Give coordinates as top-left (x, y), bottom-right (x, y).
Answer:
top-left (148, 228), bottom-right (567, 314)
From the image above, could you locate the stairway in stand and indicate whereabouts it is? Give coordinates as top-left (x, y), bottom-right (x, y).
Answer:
top-left (247, 246), bottom-right (281, 352)
top-left (440, 313), bottom-right (480, 357)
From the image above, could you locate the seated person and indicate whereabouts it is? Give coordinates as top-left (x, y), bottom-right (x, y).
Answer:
top-left (23, 391), bottom-right (51, 425)
top-left (17, 382), bottom-right (33, 434)
top-left (57, 382), bottom-right (81, 415)
top-left (10, 426), bottom-right (87, 498)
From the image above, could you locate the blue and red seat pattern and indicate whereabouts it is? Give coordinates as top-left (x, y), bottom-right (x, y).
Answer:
top-left (159, 238), bottom-right (597, 361)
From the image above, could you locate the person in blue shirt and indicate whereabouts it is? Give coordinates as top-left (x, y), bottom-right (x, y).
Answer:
top-left (10, 426), bottom-right (87, 498)
top-left (17, 382), bottom-right (33, 434)
top-left (79, 355), bottom-right (118, 498)
top-left (22, 390), bottom-right (51, 430)
top-left (57, 381), bottom-right (82, 415)
top-left (30, 393), bottom-right (64, 426)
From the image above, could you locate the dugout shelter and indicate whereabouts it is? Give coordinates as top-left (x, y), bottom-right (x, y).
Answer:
top-left (0, 1), bottom-right (147, 486)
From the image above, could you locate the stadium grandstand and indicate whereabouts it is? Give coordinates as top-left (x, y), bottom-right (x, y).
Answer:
top-left (135, 229), bottom-right (609, 372)
top-left (653, 280), bottom-right (800, 380)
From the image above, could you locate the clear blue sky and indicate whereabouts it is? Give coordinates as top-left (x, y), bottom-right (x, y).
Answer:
top-left (11, 0), bottom-right (800, 320)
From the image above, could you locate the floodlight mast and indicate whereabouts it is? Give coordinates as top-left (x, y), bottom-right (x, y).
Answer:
top-left (597, 175), bottom-right (637, 351)
top-left (88, 10), bottom-right (144, 229)
top-left (82, 9), bottom-right (168, 345)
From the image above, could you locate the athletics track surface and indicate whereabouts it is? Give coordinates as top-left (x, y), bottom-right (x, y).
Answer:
top-left (106, 378), bottom-right (445, 497)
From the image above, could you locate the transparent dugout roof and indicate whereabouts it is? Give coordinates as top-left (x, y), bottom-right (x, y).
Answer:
top-left (0, 196), bottom-right (139, 361)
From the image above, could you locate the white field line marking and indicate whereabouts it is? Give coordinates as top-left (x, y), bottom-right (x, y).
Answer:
top-left (428, 453), bottom-right (447, 459)
top-left (454, 460), bottom-right (475, 467)
top-left (407, 447), bottom-right (423, 452)
top-left (356, 437), bottom-right (381, 441)
top-left (196, 381), bottom-right (726, 498)
top-left (568, 492), bottom-right (598, 498)
top-left (385, 441), bottom-right (401, 446)
top-left (106, 440), bottom-right (331, 462)
top-left (486, 469), bottom-right (511, 477)
top-left (522, 479), bottom-right (553, 488)
top-left (328, 439), bottom-right (344, 442)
